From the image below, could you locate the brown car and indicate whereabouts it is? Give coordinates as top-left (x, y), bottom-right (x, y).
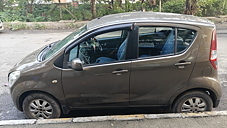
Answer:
top-left (9, 12), bottom-right (221, 119)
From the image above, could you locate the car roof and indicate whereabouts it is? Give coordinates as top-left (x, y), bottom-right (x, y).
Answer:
top-left (87, 12), bottom-right (214, 30)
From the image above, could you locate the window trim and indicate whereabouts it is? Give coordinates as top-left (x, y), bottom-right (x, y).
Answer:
top-left (174, 27), bottom-right (178, 54)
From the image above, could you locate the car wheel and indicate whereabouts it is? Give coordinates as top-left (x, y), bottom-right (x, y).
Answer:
top-left (172, 91), bottom-right (213, 113)
top-left (22, 93), bottom-right (61, 119)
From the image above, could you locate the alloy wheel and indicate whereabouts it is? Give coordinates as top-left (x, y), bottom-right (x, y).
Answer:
top-left (29, 99), bottom-right (53, 119)
top-left (181, 97), bottom-right (206, 113)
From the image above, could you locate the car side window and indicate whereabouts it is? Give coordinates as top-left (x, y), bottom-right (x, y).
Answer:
top-left (68, 30), bottom-right (128, 65)
top-left (176, 28), bottom-right (197, 53)
top-left (138, 27), bottom-right (196, 58)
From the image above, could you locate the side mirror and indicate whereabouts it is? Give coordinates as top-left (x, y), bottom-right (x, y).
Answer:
top-left (71, 58), bottom-right (83, 71)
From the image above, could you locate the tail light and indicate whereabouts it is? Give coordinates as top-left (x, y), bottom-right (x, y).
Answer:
top-left (210, 29), bottom-right (217, 70)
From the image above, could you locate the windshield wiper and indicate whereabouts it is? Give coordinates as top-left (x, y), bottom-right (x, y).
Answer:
top-left (38, 40), bottom-right (61, 62)
top-left (47, 40), bottom-right (60, 51)
top-left (47, 45), bottom-right (53, 51)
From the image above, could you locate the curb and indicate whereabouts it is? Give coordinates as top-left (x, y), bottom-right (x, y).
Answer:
top-left (1, 111), bottom-right (227, 126)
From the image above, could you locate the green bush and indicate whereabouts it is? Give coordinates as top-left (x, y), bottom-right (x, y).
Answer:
top-left (83, 10), bottom-right (93, 20)
top-left (11, 23), bottom-right (28, 31)
top-left (66, 23), bottom-right (76, 28)
top-left (161, 0), bottom-right (185, 14)
top-left (34, 23), bottom-right (46, 29)
top-left (196, 0), bottom-right (227, 16)
top-left (0, 10), bottom-right (23, 22)
top-left (74, 10), bottom-right (83, 21)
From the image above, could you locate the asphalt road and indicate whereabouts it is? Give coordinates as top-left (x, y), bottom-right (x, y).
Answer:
top-left (0, 29), bottom-right (226, 120)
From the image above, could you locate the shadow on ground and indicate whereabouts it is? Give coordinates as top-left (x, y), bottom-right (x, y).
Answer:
top-left (61, 107), bottom-right (171, 118)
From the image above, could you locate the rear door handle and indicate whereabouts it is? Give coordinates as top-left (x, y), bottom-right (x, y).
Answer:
top-left (175, 62), bottom-right (192, 66)
top-left (175, 62), bottom-right (191, 69)
top-left (112, 70), bottom-right (128, 75)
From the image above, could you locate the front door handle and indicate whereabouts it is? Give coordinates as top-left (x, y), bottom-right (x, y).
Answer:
top-left (112, 70), bottom-right (128, 75)
top-left (175, 61), bottom-right (192, 69)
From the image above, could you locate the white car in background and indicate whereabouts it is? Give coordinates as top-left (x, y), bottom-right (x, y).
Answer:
top-left (0, 20), bottom-right (4, 31)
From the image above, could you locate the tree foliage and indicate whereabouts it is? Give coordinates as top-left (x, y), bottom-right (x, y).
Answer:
top-left (196, 0), bottom-right (227, 16)
top-left (161, 0), bottom-right (185, 14)
top-left (0, 0), bottom-right (227, 22)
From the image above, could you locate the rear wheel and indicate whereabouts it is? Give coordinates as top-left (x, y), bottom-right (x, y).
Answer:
top-left (172, 91), bottom-right (213, 113)
top-left (22, 93), bottom-right (61, 119)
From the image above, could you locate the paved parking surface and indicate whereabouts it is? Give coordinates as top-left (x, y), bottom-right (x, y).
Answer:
top-left (0, 29), bottom-right (226, 120)
top-left (0, 30), bottom-right (71, 120)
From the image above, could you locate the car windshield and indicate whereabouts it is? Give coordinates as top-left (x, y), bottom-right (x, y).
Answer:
top-left (43, 25), bottom-right (87, 60)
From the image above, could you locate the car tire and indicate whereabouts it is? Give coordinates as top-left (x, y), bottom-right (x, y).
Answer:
top-left (22, 93), bottom-right (61, 119)
top-left (172, 91), bottom-right (213, 113)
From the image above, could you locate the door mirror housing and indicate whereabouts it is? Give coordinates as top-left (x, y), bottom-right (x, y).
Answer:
top-left (71, 58), bottom-right (83, 71)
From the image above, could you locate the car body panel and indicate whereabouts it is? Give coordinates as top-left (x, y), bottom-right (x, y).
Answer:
top-left (129, 23), bottom-right (201, 106)
top-left (10, 48), bottom-right (67, 111)
top-left (62, 61), bottom-right (131, 107)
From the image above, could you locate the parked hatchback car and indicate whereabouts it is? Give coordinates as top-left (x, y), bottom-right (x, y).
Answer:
top-left (9, 12), bottom-right (221, 119)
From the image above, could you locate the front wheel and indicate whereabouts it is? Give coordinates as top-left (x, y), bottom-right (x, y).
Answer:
top-left (172, 91), bottom-right (213, 113)
top-left (22, 93), bottom-right (61, 119)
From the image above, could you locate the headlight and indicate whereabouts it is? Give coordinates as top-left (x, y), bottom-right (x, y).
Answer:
top-left (8, 71), bottom-right (21, 88)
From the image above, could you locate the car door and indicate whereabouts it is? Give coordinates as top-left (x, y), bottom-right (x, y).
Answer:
top-left (61, 25), bottom-right (133, 108)
top-left (130, 23), bottom-right (201, 106)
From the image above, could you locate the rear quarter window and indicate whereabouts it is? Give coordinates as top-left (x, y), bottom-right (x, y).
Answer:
top-left (176, 28), bottom-right (197, 53)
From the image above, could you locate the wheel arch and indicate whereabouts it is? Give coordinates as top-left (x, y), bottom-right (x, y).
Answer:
top-left (18, 90), bottom-right (67, 114)
top-left (170, 88), bottom-right (218, 109)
